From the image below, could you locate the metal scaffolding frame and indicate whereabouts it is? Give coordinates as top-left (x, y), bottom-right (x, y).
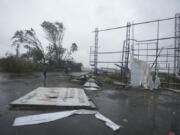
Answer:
top-left (93, 28), bottom-right (99, 75)
top-left (90, 14), bottom-right (180, 88)
top-left (174, 13), bottom-right (180, 74)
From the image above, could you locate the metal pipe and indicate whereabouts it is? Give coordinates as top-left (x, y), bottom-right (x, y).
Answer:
top-left (93, 16), bottom-right (180, 32)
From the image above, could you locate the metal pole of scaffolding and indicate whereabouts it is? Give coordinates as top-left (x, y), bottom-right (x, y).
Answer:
top-left (94, 28), bottom-right (99, 75)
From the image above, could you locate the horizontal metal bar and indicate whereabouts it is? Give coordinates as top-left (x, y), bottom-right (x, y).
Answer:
top-left (134, 36), bottom-right (180, 43)
top-left (93, 16), bottom-right (180, 32)
top-left (133, 54), bottom-right (180, 57)
top-left (133, 42), bottom-right (157, 45)
top-left (90, 61), bottom-right (122, 63)
top-left (133, 48), bottom-right (180, 51)
top-left (98, 51), bottom-right (123, 54)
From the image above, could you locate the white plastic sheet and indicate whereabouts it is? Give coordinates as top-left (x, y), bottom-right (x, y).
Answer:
top-left (131, 57), bottom-right (150, 88)
top-left (131, 57), bottom-right (145, 86)
top-left (13, 109), bottom-right (120, 131)
top-left (130, 57), bottom-right (160, 90)
top-left (13, 110), bottom-right (76, 126)
top-left (154, 75), bottom-right (161, 89)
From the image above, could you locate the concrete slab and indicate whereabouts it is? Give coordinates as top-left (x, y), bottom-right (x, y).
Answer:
top-left (10, 87), bottom-right (96, 109)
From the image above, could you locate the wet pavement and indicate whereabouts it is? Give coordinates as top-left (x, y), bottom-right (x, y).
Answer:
top-left (0, 72), bottom-right (180, 135)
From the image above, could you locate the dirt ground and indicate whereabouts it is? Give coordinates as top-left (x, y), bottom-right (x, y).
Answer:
top-left (0, 72), bottom-right (180, 135)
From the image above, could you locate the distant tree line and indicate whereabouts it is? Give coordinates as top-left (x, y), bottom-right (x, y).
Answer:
top-left (0, 21), bottom-right (82, 72)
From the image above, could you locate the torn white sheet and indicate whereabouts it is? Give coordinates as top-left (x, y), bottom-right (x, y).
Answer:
top-left (154, 75), bottom-right (161, 89)
top-left (131, 57), bottom-right (150, 88)
top-left (130, 57), bottom-right (160, 90)
top-left (13, 110), bottom-right (76, 126)
top-left (13, 109), bottom-right (120, 131)
top-left (95, 112), bottom-right (120, 131)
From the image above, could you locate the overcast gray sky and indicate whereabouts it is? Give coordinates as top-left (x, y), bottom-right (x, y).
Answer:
top-left (0, 0), bottom-right (180, 67)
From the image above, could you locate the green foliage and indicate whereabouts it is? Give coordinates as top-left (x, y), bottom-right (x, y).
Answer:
top-left (40, 60), bottom-right (82, 72)
top-left (0, 56), bottom-right (43, 73)
top-left (65, 61), bottom-right (82, 72)
top-left (12, 28), bottom-right (45, 63)
top-left (22, 45), bottom-right (44, 63)
top-left (41, 21), bottom-right (65, 64)
top-left (107, 72), bottom-right (122, 81)
top-left (158, 72), bottom-right (169, 79)
top-left (41, 21), bottom-right (64, 45)
top-left (105, 77), bottom-right (114, 84)
top-left (46, 44), bottom-right (65, 65)
top-left (8, 21), bottom-right (80, 72)
top-left (64, 43), bottom-right (78, 61)
top-left (11, 30), bottom-right (24, 57)
top-left (71, 43), bottom-right (78, 52)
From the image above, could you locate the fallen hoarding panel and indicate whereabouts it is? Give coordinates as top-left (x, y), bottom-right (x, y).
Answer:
top-left (10, 87), bottom-right (96, 109)
top-left (13, 109), bottom-right (120, 131)
top-left (84, 82), bottom-right (99, 88)
top-left (84, 87), bottom-right (100, 91)
top-left (83, 78), bottom-right (101, 91)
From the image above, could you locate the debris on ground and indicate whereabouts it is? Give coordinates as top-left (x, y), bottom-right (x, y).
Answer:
top-left (167, 88), bottom-right (180, 93)
top-left (70, 79), bottom-right (82, 83)
top-left (10, 83), bottom-right (121, 132)
top-left (122, 118), bottom-right (128, 123)
top-left (113, 81), bottom-right (127, 88)
top-left (70, 72), bottom-right (90, 82)
top-left (84, 78), bottom-right (101, 91)
top-left (10, 87), bottom-right (96, 109)
top-left (13, 109), bottom-right (120, 131)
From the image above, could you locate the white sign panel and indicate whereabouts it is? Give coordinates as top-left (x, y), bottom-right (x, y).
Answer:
top-left (10, 87), bottom-right (95, 108)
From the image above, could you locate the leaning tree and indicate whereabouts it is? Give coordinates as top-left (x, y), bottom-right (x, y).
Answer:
top-left (11, 21), bottom-right (78, 65)
top-left (41, 21), bottom-right (65, 64)
top-left (12, 28), bottom-right (45, 63)
top-left (11, 30), bottom-right (24, 57)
